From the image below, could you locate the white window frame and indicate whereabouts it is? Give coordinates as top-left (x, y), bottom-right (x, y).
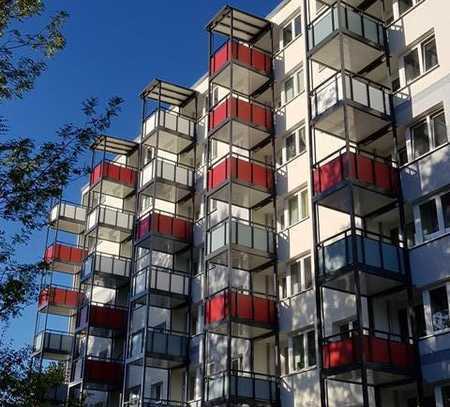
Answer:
top-left (280, 14), bottom-right (302, 49)
top-left (395, 0), bottom-right (424, 18)
top-left (286, 187), bottom-right (309, 228)
top-left (290, 329), bottom-right (317, 372)
top-left (401, 34), bottom-right (438, 86)
top-left (423, 283), bottom-right (450, 335)
top-left (277, 126), bottom-right (306, 167)
top-left (282, 67), bottom-right (305, 105)
top-left (290, 255), bottom-right (313, 296)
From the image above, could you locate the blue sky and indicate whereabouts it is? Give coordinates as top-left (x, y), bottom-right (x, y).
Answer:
top-left (3, 1), bottom-right (281, 347)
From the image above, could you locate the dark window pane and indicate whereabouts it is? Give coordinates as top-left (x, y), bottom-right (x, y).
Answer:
top-left (422, 38), bottom-right (438, 71)
top-left (442, 192), bottom-right (450, 228)
top-left (283, 23), bottom-right (293, 46)
top-left (412, 121), bottom-right (430, 158)
top-left (293, 334), bottom-right (305, 370)
top-left (399, 0), bottom-right (413, 14)
top-left (285, 77), bottom-right (295, 103)
top-left (405, 48), bottom-right (420, 83)
top-left (294, 15), bottom-right (302, 37)
top-left (443, 386), bottom-right (450, 407)
top-left (433, 112), bottom-right (447, 147)
top-left (304, 257), bottom-right (312, 289)
top-left (430, 286), bottom-right (450, 331)
top-left (290, 262), bottom-right (300, 294)
top-left (281, 276), bottom-right (287, 298)
top-left (286, 133), bottom-right (296, 160)
top-left (414, 304), bottom-right (427, 337)
top-left (420, 199), bottom-right (439, 237)
top-left (307, 331), bottom-right (316, 366)
top-left (288, 196), bottom-right (299, 225)
top-left (298, 128), bottom-right (306, 154)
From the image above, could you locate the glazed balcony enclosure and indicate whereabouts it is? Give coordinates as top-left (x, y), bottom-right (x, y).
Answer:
top-left (86, 204), bottom-right (134, 243)
top-left (313, 147), bottom-right (399, 216)
top-left (80, 252), bottom-right (131, 289)
top-left (208, 153), bottom-right (274, 208)
top-left (75, 301), bottom-right (128, 334)
top-left (90, 160), bottom-right (137, 198)
top-left (205, 370), bottom-right (277, 406)
top-left (71, 355), bottom-right (123, 390)
top-left (132, 265), bottom-right (190, 308)
top-left (44, 242), bottom-right (87, 274)
top-left (142, 109), bottom-right (195, 154)
top-left (49, 201), bottom-right (86, 234)
top-left (207, 217), bottom-right (275, 271)
top-left (38, 284), bottom-right (84, 316)
top-left (311, 72), bottom-right (391, 143)
top-left (317, 228), bottom-right (406, 295)
top-left (205, 288), bottom-right (277, 338)
top-left (322, 328), bottom-right (416, 384)
top-left (32, 329), bottom-right (73, 361)
top-left (140, 157), bottom-right (194, 203)
top-left (307, 2), bottom-right (385, 73)
top-left (135, 210), bottom-right (192, 254)
top-left (209, 94), bottom-right (273, 150)
top-left (210, 40), bottom-right (272, 96)
top-left (128, 327), bottom-right (189, 369)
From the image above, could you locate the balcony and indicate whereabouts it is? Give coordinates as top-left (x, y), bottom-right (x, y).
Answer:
top-left (44, 242), bottom-right (87, 274)
top-left (143, 109), bottom-right (195, 154)
top-left (135, 210), bottom-right (192, 253)
top-left (322, 328), bottom-right (416, 384)
top-left (75, 301), bottom-right (128, 333)
top-left (205, 288), bottom-right (277, 338)
top-left (132, 265), bottom-right (190, 308)
top-left (210, 41), bottom-right (272, 96)
top-left (209, 95), bottom-right (273, 150)
top-left (45, 384), bottom-right (67, 405)
top-left (313, 147), bottom-right (399, 216)
top-left (32, 329), bottom-right (73, 361)
top-left (80, 252), bottom-right (131, 288)
top-left (128, 327), bottom-right (189, 369)
top-left (90, 160), bottom-right (137, 198)
top-left (86, 205), bottom-right (134, 243)
top-left (49, 201), bottom-right (86, 234)
top-left (208, 153), bottom-right (273, 208)
top-left (38, 285), bottom-right (83, 316)
top-left (71, 356), bottom-right (123, 389)
top-left (318, 228), bottom-right (406, 295)
top-left (140, 157), bottom-right (194, 203)
top-left (307, 2), bottom-right (385, 73)
top-left (311, 72), bottom-right (391, 143)
top-left (205, 371), bottom-right (277, 405)
top-left (207, 218), bottom-right (275, 271)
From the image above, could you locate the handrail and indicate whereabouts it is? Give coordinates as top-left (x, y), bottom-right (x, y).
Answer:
top-left (144, 106), bottom-right (197, 124)
top-left (317, 226), bottom-right (404, 247)
top-left (323, 326), bottom-right (414, 344)
top-left (208, 215), bottom-right (275, 233)
top-left (137, 207), bottom-right (193, 224)
top-left (210, 91), bottom-right (273, 113)
top-left (143, 155), bottom-right (195, 171)
top-left (211, 151), bottom-right (275, 170)
top-left (92, 158), bottom-right (138, 171)
top-left (208, 285), bottom-right (276, 301)
top-left (87, 202), bottom-right (135, 216)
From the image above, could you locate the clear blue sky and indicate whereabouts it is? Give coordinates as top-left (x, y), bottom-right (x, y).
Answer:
top-left (3, 1), bottom-right (281, 347)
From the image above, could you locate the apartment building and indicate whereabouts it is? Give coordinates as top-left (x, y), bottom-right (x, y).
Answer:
top-left (31, 0), bottom-right (450, 406)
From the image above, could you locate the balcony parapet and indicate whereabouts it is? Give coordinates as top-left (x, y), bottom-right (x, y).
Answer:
top-left (44, 242), bottom-right (87, 274)
top-left (38, 284), bottom-right (84, 316)
top-left (71, 355), bottom-right (123, 388)
top-left (75, 301), bottom-right (128, 333)
top-left (136, 210), bottom-right (192, 243)
top-left (49, 201), bottom-right (86, 234)
top-left (90, 160), bottom-right (137, 198)
top-left (81, 251), bottom-right (131, 284)
top-left (86, 204), bottom-right (134, 242)
top-left (32, 329), bottom-right (73, 361)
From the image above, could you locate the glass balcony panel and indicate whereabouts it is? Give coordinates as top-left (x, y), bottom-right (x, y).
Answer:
top-left (381, 242), bottom-right (401, 273)
top-left (321, 237), bottom-right (351, 274)
top-left (363, 237), bottom-right (382, 268)
top-left (254, 378), bottom-right (272, 401)
top-left (237, 376), bottom-right (252, 398)
top-left (210, 223), bottom-right (227, 253)
top-left (311, 9), bottom-right (335, 47)
top-left (134, 272), bottom-right (146, 296)
top-left (208, 375), bottom-right (226, 400)
top-left (351, 77), bottom-right (369, 106)
top-left (346, 8), bottom-right (363, 37)
top-left (313, 76), bottom-right (343, 117)
top-left (236, 222), bottom-right (252, 247)
top-left (144, 110), bottom-right (194, 139)
top-left (369, 85), bottom-right (385, 112)
top-left (365, 18), bottom-right (380, 44)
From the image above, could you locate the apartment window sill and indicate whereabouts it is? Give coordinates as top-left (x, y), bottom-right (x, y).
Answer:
top-left (400, 141), bottom-right (449, 169)
top-left (395, 64), bottom-right (440, 95)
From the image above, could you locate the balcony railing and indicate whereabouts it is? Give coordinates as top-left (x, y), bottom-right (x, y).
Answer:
top-left (313, 147), bottom-right (399, 196)
top-left (87, 204), bottom-right (134, 233)
top-left (90, 160), bottom-right (137, 189)
top-left (132, 265), bottom-right (190, 298)
top-left (76, 301), bottom-right (128, 332)
top-left (207, 217), bottom-right (274, 255)
top-left (311, 72), bottom-right (390, 119)
top-left (206, 370), bottom-right (278, 403)
top-left (49, 201), bottom-right (86, 232)
top-left (38, 284), bottom-right (83, 313)
top-left (81, 252), bottom-right (132, 281)
top-left (209, 95), bottom-right (273, 133)
top-left (322, 328), bottom-right (415, 371)
top-left (318, 228), bottom-right (405, 278)
top-left (140, 157), bottom-right (194, 190)
top-left (143, 109), bottom-right (195, 141)
top-left (307, 2), bottom-right (385, 51)
top-left (205, 288), bottom-right (277, 326)
top-left (72, 356), bottom-right (123, 387)
top-left (136, 210), bottom-right (192, 242)
top-left (210, 40), bottom-right (272, 76)
top-left (33, 329), bottom-right (73, 358)
top-left (208, 153), bottom-right (273, 192)
top-left (44, 242), bottom-right (87, 273)
top-left (125, 399), bottom-right (188, 407)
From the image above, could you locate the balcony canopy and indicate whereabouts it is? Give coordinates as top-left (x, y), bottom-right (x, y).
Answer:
top-left (91, 135), bottom-right (138, 155)
top-left (207, 5), bottom-right (271, 44)
top-left (141, 79), bottom-right (196, 107)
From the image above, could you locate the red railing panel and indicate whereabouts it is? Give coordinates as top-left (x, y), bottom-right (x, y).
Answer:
top-left (136, 213), bottom-right (192, 242)
top-left (322, 338), bottom-right (356, 369)
top-left (206, 292), bottom-right (227, 324)
top-left (89, 305), bottom-right (128, 331)
top-left (90, 162), bottom-right (137, 188)
top-left (44, 243), bottom-right (87, 265)
top-left (85, 360), bottom-right (123, 385)
top-left (39, 287), bottom-right (82, 310)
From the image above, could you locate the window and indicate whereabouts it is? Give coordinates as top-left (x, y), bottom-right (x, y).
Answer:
top-left (414, 304), bottom-right (426, 337)
top-left (316, 0), bottom-right (326, 14)
top-left (298, 127), bottom-right (306, 154)
top-left (420, 199), bottom-right (439, 239)
top-left (416, 190), bottom-right (450, 243)
top-left (282, 346), bottom-right (290, 375)
top-left (297, 69), bottom-right (305, 95)
top-left (430, 286), bottom-right (450, 332)
top-left (410, 110), bottom-right (447, 160)
top-left (231, 355), bottom-right (243, 372)
top-left (290, 256), bottom-right (312, 295)
top-left (443, 385), bottom-right (450, 407)
top-left (292, 330), bottom-right (316, 371)
top-left (286, 133), bottom-right (296, 160)
top-left (150, 382), bottom-right (163, 400)
top-left (403, 36), bottom-right (438, 84)
top-left (441, 192), bottom-right (450, 228)
top-left (278, 127), bottom-right (306, 166)
top-left (398, 0), bottom-right (413, 15)
top-left (300, 189), bottom-right (309, 219)
top-left (283, 67), bottom-right (304, 104)
top-left (282, 15), bottom-right (301, 47)
top-left (287, 188), bottom-right (309, 227)
top-left (284, 77), bottom-right (295, 104)
top-left (288, 195), bottom-right (299, 225)
top-left (280, 275), bottom-right (287, 298)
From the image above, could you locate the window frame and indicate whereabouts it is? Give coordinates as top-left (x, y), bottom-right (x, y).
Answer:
top-left (276, 126), bottom-right (307, 167)
top-left (281, 14), bottom-right (302, 48)
top-left (282, 66), bottom-right (305, 105)
top-left (402, 35), bottom-right (438, 86)
top-left (291, 329), bottom-right (317, 372)
top-left (286, 187), bottom-right (309, 228)
top-left (290, 255), bottom-right (313, 296)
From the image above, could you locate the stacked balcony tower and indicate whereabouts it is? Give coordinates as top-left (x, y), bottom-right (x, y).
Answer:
top-left (304, 0), bottom-right (423, 405)
top-left (202, 6), bottom-right (280, 407)
top-left (123, 80), bottom-right (198, 407)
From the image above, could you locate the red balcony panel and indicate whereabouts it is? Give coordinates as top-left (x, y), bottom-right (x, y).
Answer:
top-left (210, 41), bottom-right (271, 76)
top-left (205, 291), bottom-right (277, 326)
top-left (90, 305), bottom-right (128, 331)
top-left (44, 243), bottom-right (87, 266)
top-left (90, 162), bottom-right (137, 188)
top-left (209, 97), bottom-right (273, 132)
top-left (38, 287), bottom-right (82, 310)
top-left (322, 335), bottom-right (415, 370)
top-left (313, 152), bottom-right (399, 195)
top-left (85, 359), bottom-right (123, 386)
top-left (136, 212), bottom-right (192, 242)
top-left (208, 157), bottom-right (273, 191)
